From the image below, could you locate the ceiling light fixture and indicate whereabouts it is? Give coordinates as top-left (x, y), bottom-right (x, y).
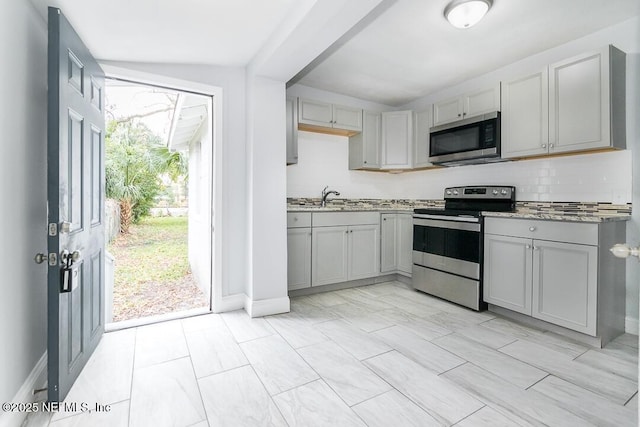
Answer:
top-left (444, 0), bottom-right (493, 29)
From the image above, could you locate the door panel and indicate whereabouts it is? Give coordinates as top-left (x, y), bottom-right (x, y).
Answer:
top-left (348, 225), bottom-right (380, 280)
top-left (48, 7), bottom-right (105, 402)
top-left (312, 226), bottom-right (348, 286)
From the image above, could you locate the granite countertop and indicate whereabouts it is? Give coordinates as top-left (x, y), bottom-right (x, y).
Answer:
top-left (287, 198), bottom-right (632, 223)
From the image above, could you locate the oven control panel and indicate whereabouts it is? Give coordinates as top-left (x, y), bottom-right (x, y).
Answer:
top-left (444, 186), bottom-right (515, 200)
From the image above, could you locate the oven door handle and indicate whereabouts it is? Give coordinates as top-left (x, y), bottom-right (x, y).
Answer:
top-left (413, 213), bottom-right (479, 223)
top-left (413, 217), bottom-right (481, 232)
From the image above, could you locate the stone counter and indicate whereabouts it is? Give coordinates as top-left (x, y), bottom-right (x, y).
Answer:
top-left (287, 198), bottom-right (631, 222)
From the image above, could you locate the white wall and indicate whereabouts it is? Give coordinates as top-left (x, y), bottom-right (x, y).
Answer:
top-left (288, 132), bottom-right (632, 203)
top-left (0, 0), bottom-right (48, 407)
top-left (246, 76), bottom-right (289, 312)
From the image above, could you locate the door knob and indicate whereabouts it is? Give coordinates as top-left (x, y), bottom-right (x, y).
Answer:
top-left (610, 244), bottom-right (640, 260)
top-left (34, 253), bottom-right (48, 264)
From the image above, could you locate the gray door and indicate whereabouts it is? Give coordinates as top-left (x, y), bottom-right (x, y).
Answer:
top-left (47, 7), bottom-right (105, 402)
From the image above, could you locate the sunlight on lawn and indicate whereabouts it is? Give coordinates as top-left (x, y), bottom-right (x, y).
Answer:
top-left (108, 216), bottom-right (208, 322)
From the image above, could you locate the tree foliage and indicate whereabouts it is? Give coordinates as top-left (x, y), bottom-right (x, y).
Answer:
top-left (105, 119), bottom-right (186, 232)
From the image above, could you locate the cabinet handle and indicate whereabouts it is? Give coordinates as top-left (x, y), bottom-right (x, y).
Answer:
top-left (364, 161), bottom-right (367, 164)
top-left (526, 245), bottom-right (532, 249)
top-left (533, 246), bottom-right (540, 251)
top-left (345, 230), bottom-right (349, 234)
top-left (383, 218), bottom-right (386, 221)
top-left (457, 113), bottom-right (461, 117)
top-left (463, 112), bottom-right (467, 116)
top-left (529, 226), bottom-right (536, 232)
top-left (541, 144), bottom-right (547, 149)
top-left (549, 143), bottom-right (554, 148)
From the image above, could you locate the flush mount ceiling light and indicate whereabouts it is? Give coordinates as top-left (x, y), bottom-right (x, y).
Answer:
top-left (444, 0), bottom-right (493, 29)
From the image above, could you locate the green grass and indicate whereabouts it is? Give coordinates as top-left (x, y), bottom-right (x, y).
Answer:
top-left (108, 216), bottom-right (207, 321)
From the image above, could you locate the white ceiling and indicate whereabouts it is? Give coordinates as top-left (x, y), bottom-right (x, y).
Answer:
top-left (296, 0), bottom-right (640, 106)
top-left (30, 0), bottom-right (297, 66)
top-left (30, 0), bottom-right (640, 106)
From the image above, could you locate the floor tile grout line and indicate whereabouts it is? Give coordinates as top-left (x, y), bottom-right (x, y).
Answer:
top-left (126, 327), bottom-right (138, 427)
top-left (182, 319), bottom-right (210, 427)
top-left (244, 363), bottom-right (293, 426)
top-left (623, 391), bottom-right (638, 406)
top-left (449, 404), bottom-right (487, 426)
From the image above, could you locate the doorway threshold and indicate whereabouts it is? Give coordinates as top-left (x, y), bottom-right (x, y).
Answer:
top-left (105, 306), bottom-right (211, 332)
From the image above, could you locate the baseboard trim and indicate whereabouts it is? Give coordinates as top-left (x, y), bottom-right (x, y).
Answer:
top-left (245, 296), bottom-right (290, 318)
top-left (0, 352), bottom-right (47, 427)
top-left (212, 294), bottom-right (245, 313)
top-left (625, 316), bottom-right (639, 335)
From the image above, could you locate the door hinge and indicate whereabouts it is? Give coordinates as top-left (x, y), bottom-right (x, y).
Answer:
top-left (48, 223), bottom-right (58, 236)
top-left (48, 253), bottom-right (58, 266)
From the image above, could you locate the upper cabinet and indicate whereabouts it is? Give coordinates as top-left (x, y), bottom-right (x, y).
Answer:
top-left (413, 108), bottom-right (432, 168)
top-left (298, 98), bottom-right (363, 135)
top-left (286, 96), bottom-right (298, 165)
top-left (433, 84), bottom-right (500, 126)
top-left (502, 45), bottom-right (626, 159)
top-left (381, 110), bottom-right (413, 169)
top-left (501, 69), bottom-right (549, 158)
top-left (349, 110), bottom-right (381, 170)
top-left (549, 45), bottom-right (626, 154)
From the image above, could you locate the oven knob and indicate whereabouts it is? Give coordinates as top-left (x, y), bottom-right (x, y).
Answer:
top-left (453, 190), bottom-right (459, 195)
top-left (492, 189), bottom-right (498, 195)
top-left (446, 190), bottom-right (452, 195)
top-left (501, 189), bottom-right (508, 195)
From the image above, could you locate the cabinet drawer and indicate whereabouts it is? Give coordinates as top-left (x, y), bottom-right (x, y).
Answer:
top-left (313, 212), bottom-right (380, 227)
top-left (484, 217), bottom-right (598, 246)
top-left (287, 212), bottom-right (311, 228)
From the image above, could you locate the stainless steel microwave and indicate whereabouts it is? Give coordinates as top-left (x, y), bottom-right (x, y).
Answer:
top-left (428, 112), bottom-right (502, 166)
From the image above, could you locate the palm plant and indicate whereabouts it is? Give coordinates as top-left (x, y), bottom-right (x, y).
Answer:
top-left (106, 120), bottom-right (187, 233)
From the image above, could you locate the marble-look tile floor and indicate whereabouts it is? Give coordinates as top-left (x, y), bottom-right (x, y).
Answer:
top-left (25, 281), bottom-right (638, 427)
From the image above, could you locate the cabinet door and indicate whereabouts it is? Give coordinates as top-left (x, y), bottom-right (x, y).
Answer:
top-left (483, 234), bottom-right (533, 314)
top-left (433, 97), bottom-right (463, 126)
top-left (348, 224), bottom-right (380, 280)
top-left (380, 214), bottom-right (397, 273)
top-left (381, 110), bottom-right (412, 169)
top-left (312, 226), bottom-right (349, 286)
top-left (396, 213), bottom-right (413, 275)
top-left (413, 109), bottom-right (432, 168)
top-left (549, 48), bottom-right (610, 154)
top-left (532, 240), bottom-right (597, 335)
top-left (464, 84), bottom-right (500, 118)
top-left (286, 97), bottom-right (298, 165)
top-left (287, 228), bottom-right (311, 290)
top-left (333, 104), bottom-right (363, 131)
top-left (349, 111), bottom-right (380, 169)
top-left (501, 69), bottom-right (549, 158)
top-left (298, 98), bottom-right (333, 127)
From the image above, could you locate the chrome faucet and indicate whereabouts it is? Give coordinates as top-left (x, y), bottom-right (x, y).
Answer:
top-left (321, 186), bottom-right (340, 207)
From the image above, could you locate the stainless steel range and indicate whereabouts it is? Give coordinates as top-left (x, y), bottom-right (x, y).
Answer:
top-left (412, 185), bottom-right (515, 311)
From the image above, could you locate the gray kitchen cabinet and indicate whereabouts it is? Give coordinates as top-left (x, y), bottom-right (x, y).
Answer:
top-left (397, 213), bottom-right (413, 274)
top-left (532, 239), bottom-right (597, 335)
top-left (484, 234), bottom-right (534, 315)
top-left (484, 217), bottom-right (626, 345)
top-left (298, 98), bottom-right (362, 133)
top-left (287, 213), bottom-right (312, 290)
top-left (412, 108), bottom-right (433, 168)
top-left (380, 213), bottom-right (413, 275)
top-left (311, 212), bottom-right (380, 286)
top-left (380, 214), bottom-right (397, 273)
top-left (381, 110), bottom-right (413, 169)
top-left (286, 96), bottom-right (298, 165)
top-left (287, 228), bottom-right (312, 290)
top-left (312, 225), bottom-right (349, 286)
top-left (433, 84), bottom-right (500, 126)
top-left (502, 45), bottom-right (625, 159)
top-left (549, 45), bottom-right (625, 154)
top-left (501, 69), bottom-right (549, 159)
top-left (349, 110), bottom-right (381, 169)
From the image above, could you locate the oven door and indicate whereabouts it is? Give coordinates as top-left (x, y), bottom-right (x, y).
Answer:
top-left (413, 217), bottom-right (481, 280)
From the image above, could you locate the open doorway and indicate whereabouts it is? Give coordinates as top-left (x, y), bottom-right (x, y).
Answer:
top-left (104, 79), bottom-right (214, 328)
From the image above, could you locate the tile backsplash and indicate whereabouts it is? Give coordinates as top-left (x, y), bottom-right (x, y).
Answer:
top-left (287, 132), bottom-right (632, 203)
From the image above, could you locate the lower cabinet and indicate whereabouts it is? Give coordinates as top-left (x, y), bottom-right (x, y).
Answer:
top-left (312, 223), bottom-right (380, 286)
top-left (287, 213), bottom-right (312, 290)
top-left (381, 213), bottom-right (413, 275)
top-left (483, 217), bottom-right (625, 342)
top-left (287, 227), bottom-right (312, 290)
